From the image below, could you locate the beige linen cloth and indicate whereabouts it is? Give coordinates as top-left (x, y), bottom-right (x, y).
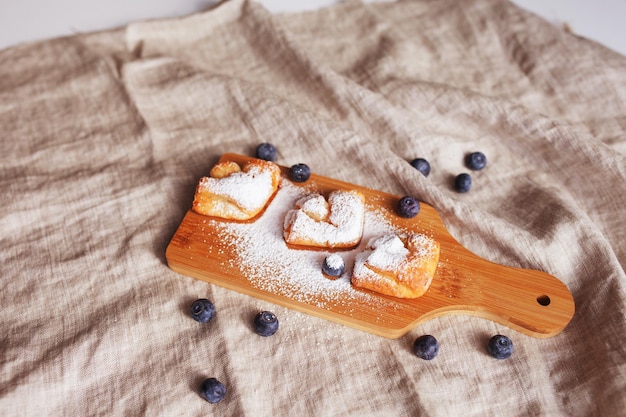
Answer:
top-left (1, 0), bottom-right (625, 415)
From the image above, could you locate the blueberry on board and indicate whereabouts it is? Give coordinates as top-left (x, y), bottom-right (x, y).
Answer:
top-left (397, 195), bottom-right (420, 218)
top-left (253, 311), bottom-right (279, 336)
top-left (465, 152), bottom-right (487, 171)
top-left (410, 158), bottom-right (431, 177)
top-left (190, 299), bottom-right (215, 323)
top-left (487, 334), bottom-right (513, 359)
top-left (413, 335), bottom-right (439, 360)
top-left (289, 163), bottom-right (311, 183)
top-left (322, 254), bottom-right (345, 277)
top-left (454, 173), bottom-right (472, 193)
top-left (200, 377), bottom-right (226, 403)
top-left (255, 143), bottom-right (277, 161)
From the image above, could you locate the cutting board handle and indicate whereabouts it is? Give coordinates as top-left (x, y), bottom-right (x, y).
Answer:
top-left (419, 238), bottom-right (575, 338)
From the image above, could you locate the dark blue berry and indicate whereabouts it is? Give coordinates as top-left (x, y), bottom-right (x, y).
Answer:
top-left (454, 173), bottom-right (472, 193)
top-left (410, 158), bottom-right (431, 177)
top-left (190, 299), bottom-right (215, 323)
top-left (255, 143), bottom-right (277, 161)
top-left (465, 152), bottom-right (487, 170)
top-left (322, 254), bottom-right (345, 277)
top-left (253, 311), bottom-right (279, 336)
top-left (200, 377), bottom-right (226, 403)
top-left (413, 335), bottom-right (439, 360)
top-left (289, 163), bottom-right (311, 183)
top-left (487, 334), bottom-right (513, 359)
top-left (397, 196), bottom-right (420, 218)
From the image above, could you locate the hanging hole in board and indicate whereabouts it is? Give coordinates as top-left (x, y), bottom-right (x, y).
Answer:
top-left (537, 294), bottom-right (551, 306)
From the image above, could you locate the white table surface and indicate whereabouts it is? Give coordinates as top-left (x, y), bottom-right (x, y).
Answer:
top-left (1, 0), bottom-right (625, 56)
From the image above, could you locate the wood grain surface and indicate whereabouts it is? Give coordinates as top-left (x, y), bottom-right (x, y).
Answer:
top-left (166, 154), bottom-right (575, 339)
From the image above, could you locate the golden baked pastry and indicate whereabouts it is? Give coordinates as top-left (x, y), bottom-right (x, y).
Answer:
top-left (283, 190), bottom-right (365, 249)
top-left (351, 233), bottom-right (440, 299)
top-left (192, 159), bottom-right (281, 220)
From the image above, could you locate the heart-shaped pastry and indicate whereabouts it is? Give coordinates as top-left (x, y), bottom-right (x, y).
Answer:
top-left (192, 159), bottom-right (281, 220)
top-left (283, 190), bottom-right (365, 249)
top-left (351, 233), bottom-right (440, 299)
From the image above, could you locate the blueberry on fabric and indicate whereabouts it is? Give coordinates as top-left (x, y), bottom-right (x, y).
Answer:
top-left (253, 311), bottom-right (279, 336)
top-left (397, 195), bottom-right (420, 218)
top-left (200, 377), bottom-right (226, 403)
top-left (289, 163), bottom-right (311, 183)
top-left (413, 335), bottom-right (439, 360)
top-left (465, 151), bottom-right (487, 171)
top-left (410, 158), bottom-right (431, 177)
top-left (454, 173), bottom-right (472, 193)
top-left (255, 143), bottom-right (277, 161)
top-left (487, 334), bottom-right (513, 359)
top-left (322, 254), bottom-right (345, 277)
top-left (190, 298), bottom-right (215, 323)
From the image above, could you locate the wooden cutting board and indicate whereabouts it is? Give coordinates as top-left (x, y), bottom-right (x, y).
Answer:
top-left (166, 153), bottom-right (575, 339)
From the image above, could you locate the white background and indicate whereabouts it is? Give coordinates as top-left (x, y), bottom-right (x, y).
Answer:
top-left (0, 0), bottom-right (625, 56)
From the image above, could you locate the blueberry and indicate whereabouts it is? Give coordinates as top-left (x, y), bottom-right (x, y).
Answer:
top-left (190, 298), bottom-right (215, 323)
top-left (410, 158), bottom-right (431, 177)
top-left (253, 311), bottom-right (279, 336)
top-left (200, 377), bottom-right (226, 403)
top-left (397, 195), bottom-right (420, 218)
top-left (322, 254), bottom-right (345, 277)
top-left (255, 143), bottom-right (277, 161)
top-left (289, 163), bottom-right (311, 183)
top-left (487, 334), bottom-right (513, 359)
top-left (465, 152), bottom-right (487, 170)
top-left (454, 173), bottom-right (472, 193)
top-left (413, 335), bottom-right (439, 360)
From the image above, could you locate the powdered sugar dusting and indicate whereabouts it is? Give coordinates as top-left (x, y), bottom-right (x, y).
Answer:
top-left (365, 235), bottom-right (410, 271)
top-left (207, 181), bottom-right (405, 312)
top-left (297, 194), bottom-right (329, 220)
top-left (198, 164), bottom-right (275, 212)
top-left (283, 190), bottom-right (365, 247)
top-left (352, 231), bottom-right (439, 297)
top-left (325, 254), bottom-right (344, 270)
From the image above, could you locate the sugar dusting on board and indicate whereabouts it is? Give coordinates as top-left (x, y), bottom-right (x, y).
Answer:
top-left (203, 181), bottom-right (407, 313)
